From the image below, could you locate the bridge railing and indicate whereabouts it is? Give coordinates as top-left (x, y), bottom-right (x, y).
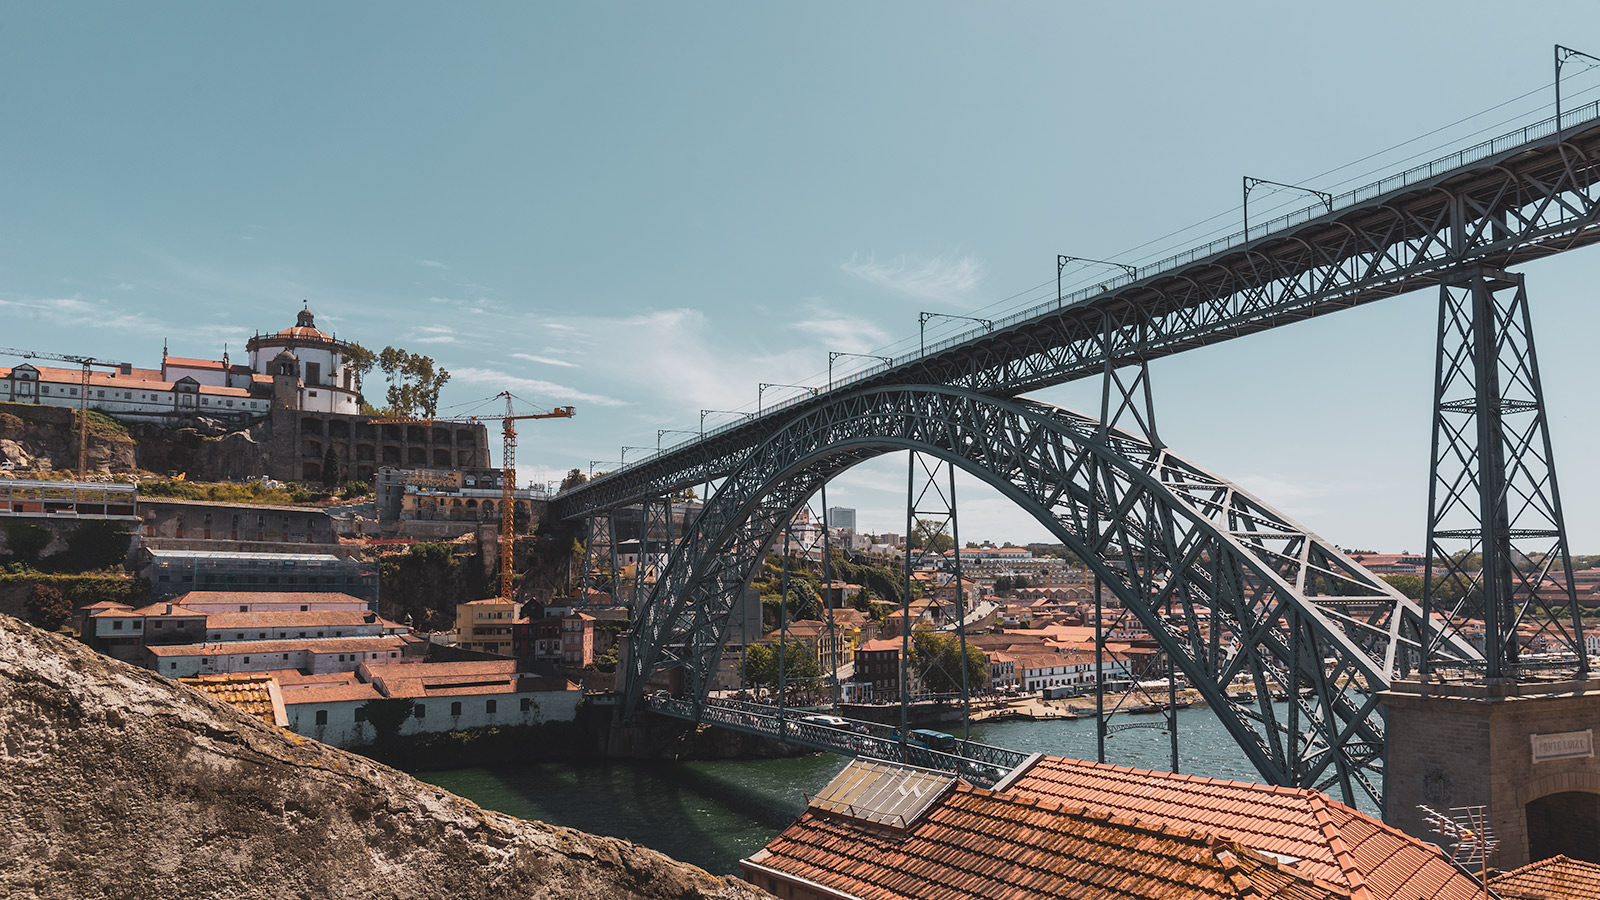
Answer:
top-left (645, 694), bottom-right (1030, 787)
top-left (573, 97), bottom-right (1600, 489)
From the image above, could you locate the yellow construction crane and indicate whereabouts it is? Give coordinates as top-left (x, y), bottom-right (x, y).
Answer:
top-left (0, 347), bottom-right (130, 478)
top-left (368, 392), bottom-right (575, 599)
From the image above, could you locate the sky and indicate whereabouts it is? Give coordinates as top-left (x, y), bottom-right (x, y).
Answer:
top-left (5, 3), bottom-right (1600, 552)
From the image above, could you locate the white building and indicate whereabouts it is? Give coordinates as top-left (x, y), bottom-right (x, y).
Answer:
top-left (243, 307), bottom-right (360, 415)
top-left (0, 306), bottom-right (361, 425)
top-left (0, 362), bottom-right (270, 424)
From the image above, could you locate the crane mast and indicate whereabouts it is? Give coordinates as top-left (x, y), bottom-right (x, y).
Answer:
top-left (0, 347), bottom-right (130, 477)
top-left (367, 392), bottom-right (574, 600)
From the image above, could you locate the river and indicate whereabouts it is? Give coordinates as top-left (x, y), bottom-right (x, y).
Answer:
top-left (420, 703), bottom-right (1376, 877)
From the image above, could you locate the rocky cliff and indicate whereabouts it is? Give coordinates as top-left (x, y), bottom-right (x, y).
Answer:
top-left (0, 614), bottom-right (771, 900)
top-left (0, 402), bottom-right (268, 478)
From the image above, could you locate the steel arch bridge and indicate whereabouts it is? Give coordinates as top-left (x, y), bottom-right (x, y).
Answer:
top-left (611, 385), bottom-right (1479, 809)
top-left (554, 97), bottom-right (1600, 813)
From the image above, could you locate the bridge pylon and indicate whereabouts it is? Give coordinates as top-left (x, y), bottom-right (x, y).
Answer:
top-left (1420, 267), bottom-right (1586, 678)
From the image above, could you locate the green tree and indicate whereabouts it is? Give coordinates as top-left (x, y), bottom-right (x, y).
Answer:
top-left (3, 521), bottom-right (52, 566)
top-left (360, 697), bottom-right (414, 749)
top-left (745, 639), bottom-right (823, 687)
top-left (1012, 574), bottom-right (1030, 591)
top-left (559, 468), bottom-right (588, 491)
top-left (910, 630), bottom-right (988, 694)
top-left (322, 443), bottom-right (342, 487)
top-left (344, 342), bottom-right (378, 392)
top-left (376, 347), bottom-right (451, 418)
top-left (907, 518), bottom-right (954, 554)
top-left (24, 583), bottom-right (72, 631)
top-left (993, 575), bottom-right (1014, 597)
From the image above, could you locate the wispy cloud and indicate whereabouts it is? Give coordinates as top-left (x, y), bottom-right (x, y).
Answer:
top-left (420, 259), bottom-right (446, 268)
top-left (842, 252), bottom-right (984, 301)
top-left (512, 352), bottom-right (578, 369)
top-left (791, 300), bottom-right (891, 356)
top-left (410, 324), bottom-right (458, 345)
top-left (452, 366), bottom-right (627, 407)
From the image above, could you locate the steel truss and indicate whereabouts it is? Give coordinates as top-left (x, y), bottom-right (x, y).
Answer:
top-left (558, 113), bottom-right (1600, 522)
top-left (580, 513), bottom-right (619, 606)
top-left (622, 385), bottom-right (1481, 809)
top-left (631, 498), bottom-right (675, 610)
top-left (1423, 268), bottom-right (1586, 677)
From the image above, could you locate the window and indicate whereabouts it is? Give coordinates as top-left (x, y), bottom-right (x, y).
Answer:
top-left (485, 699), bottom-right (496, 714)
top-left (235, 633), bottom-right (243, 640)
top-left (450, 701), bottom-right (462, 717)
top-left (243, 657), bottom-right (250, 663)
top-left (354, 707), bottom-right (366, 722)
top-left (520, 698), bottom-right (532, 712)
top-left (153, 621), bottom-right (163, 629)
top-left (132, 622), bottom-right (141, 630)
top-left (281, 653), bottom-right (288, 660)
top-left (112, 621), bottom-right (123, 631)
top-left (170, 662), bottom-right (176, 670)
top-left (414, 704), bottom-right (426, 718)
top-left (300, 605), bottom-right (308, 612)
top-left (314, 710), bottom-right (328, 726)
top-left (239, 605), bottom-right (248, 612)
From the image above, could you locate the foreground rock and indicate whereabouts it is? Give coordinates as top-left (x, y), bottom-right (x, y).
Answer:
top-left (0, 614), bottom-right (770, 900)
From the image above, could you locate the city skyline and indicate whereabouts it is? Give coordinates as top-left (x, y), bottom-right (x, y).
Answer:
top-left (5, 4), bottom-right (1600, 551)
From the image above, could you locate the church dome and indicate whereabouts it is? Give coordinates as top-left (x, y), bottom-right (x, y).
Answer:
top-left (276, 306), bottom-right (332, 343)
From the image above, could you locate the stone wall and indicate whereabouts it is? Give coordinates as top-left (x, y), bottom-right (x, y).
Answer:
top-left (1382, 677), bottom-right (1600, 870)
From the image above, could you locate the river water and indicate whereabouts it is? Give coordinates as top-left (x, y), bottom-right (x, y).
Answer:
top-left (420, 703), bottom-right (1376, 877)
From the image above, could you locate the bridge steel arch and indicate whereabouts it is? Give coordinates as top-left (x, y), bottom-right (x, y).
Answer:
top-left (617, 385), bottom-right (1480, 810)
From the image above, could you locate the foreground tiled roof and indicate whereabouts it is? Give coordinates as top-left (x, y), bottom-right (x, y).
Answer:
top-left (1004, 757), bottom-right (1485, 900)
top-left (745, 777), bottom-right (1356, 900)
top-left (1492, 855), bottom-right (1600, 899)
top-left (180, 673), bottom-right (288, 726)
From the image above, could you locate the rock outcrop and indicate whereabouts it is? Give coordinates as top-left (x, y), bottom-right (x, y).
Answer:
top-left (0, 614), bottom-right (770, 900)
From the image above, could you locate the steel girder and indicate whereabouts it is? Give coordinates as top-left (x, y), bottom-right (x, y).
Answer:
top-left (556, 116), bottom-right (1600, 522)
top-left (624, 385), bottom-right (1478, 809)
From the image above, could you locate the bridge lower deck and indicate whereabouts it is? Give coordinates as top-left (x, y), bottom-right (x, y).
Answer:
top-left (646, 695), bottom-right (1032, 788)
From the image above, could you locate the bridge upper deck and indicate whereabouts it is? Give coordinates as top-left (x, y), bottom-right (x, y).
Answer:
top-left (559, 103), bottom-right (1600, 518)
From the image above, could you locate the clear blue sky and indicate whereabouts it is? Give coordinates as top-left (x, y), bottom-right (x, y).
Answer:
top-left (4, 3), bottom-right (1600, 551)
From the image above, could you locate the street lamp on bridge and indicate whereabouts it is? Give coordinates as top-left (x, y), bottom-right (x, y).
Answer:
top-left (918, 312), bottom-right (993, 354)
top-left (827, 351), bottom-right (893, 391)
top-left (589, 460), bottom-right (617, 479)
top-left (1057, 255), bottom-right (1137, 304)
top-left (758, 382), bottom-right (819, 414)
top-left (621, 446), bottom-right (653, 465)
top-left (657, 428), bottom-right (696, 451)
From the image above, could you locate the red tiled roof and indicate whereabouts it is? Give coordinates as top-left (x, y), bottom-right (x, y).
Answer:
top-left (180, 673), bottom-right (289, 726)
top-left (4, 363), bottom-right (253, 397)
top-left (164, 356), bottom-right (225, 370)
top-left (1492, 855), bottom-right (1600, 900)
top-left (1004, 757), bottom-right (1485, 900)
top-left (746, 776), bottom-right (1355, 900)
top-left (202, 610), bottom-right (370, 630)
top-left (858, 639), bottom-right (900, 653)
top-left (359, 660), bottom-right (517, 680)
top-left (277, 682), bottom-right (384, 705)
top-left (175, 591), bottom-right (369, 607)
top-left (144, 636), bottom-right (406, 657)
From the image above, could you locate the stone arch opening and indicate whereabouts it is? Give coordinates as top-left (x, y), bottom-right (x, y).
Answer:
top-left (1527, 790), bottom-right (1600, 863)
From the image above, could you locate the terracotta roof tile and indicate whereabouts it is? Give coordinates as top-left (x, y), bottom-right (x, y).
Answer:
top-left (1004, 756), bottom-right (1484, 900)
top-left (180, 673), bottom-right (288, 726)
top-left (745, 764), bottom-right (1357, 900)
top-left (1492, 854), bottom-right (1600, 900)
